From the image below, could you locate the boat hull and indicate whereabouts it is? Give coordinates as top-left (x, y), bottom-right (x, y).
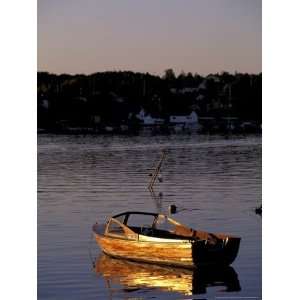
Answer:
top-left (94, 232), bottom-right (240, 268)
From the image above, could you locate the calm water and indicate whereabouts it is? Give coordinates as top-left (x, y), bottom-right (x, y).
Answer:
top-left (38, 134), bottom-right (261, 300)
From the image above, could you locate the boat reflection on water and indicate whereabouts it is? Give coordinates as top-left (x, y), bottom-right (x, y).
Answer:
top-left (94, 254), bottom-right (241, 296)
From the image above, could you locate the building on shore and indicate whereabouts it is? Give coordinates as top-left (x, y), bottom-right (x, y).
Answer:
top-left (169, 111), bottom-right (199, 132)
top-left (169, 111), bottom-right (198, 125)
top-left (135, 108), bottom-right (164, 126)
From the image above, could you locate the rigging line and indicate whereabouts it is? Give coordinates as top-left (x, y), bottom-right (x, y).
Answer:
top-left (148, 149), bottom-right (167, 189)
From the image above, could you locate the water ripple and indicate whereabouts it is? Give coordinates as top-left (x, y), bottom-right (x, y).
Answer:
top-left (38, 134), bottom-right (261, 300)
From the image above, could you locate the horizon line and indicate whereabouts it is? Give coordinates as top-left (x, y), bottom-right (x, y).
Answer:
top-left (37, 69), bottom-right (262, 77)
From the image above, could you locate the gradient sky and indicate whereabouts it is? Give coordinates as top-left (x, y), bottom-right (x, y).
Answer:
top-left (38, 0), bottom-right (261, 76)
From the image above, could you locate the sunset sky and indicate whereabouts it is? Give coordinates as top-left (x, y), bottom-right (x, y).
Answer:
top-left (38, 0), bottom-right (261, 76)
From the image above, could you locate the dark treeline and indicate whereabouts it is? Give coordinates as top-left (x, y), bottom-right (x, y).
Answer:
top-left (38, 69), bottom-right (261, 133)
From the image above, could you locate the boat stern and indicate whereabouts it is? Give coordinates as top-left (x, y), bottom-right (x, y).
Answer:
top-left (223, 237), bottom-right (241, 265)
top-left (192, 236), bottom-right (241, 266)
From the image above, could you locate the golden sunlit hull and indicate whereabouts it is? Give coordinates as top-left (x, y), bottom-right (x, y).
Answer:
top-left (94, 233), bottom-right (194, 268)
top-left (94, 231), bottom-right (240, 268)
top-left (93, 211), bottom-right (241, 268)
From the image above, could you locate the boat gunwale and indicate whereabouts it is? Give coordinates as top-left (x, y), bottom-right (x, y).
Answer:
top-left (94, 231), bottom-right (194, 245)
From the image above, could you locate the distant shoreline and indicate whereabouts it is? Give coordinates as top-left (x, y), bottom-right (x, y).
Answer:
top-left (38, 71), bottom-right (261, 134)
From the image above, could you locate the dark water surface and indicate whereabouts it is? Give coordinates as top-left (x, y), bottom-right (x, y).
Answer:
top-left (38, 134), bottom-right (261, 300)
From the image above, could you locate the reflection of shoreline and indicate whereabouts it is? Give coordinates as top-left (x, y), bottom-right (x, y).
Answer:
top-left (37, 128), bottom-right (262, 135)
top-left (94, 254), bottom-right (241, 296)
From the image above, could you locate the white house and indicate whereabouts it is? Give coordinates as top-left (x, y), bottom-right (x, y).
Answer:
top-left (169, 111), bottom-right (199, 125)
top-left (136, 108), bottom-right (164, 126)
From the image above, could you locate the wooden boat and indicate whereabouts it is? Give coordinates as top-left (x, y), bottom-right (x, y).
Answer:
top-left (92, 211), bottom-right (241, 268)
top-left (95, 254), bottom-right (241, 295)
